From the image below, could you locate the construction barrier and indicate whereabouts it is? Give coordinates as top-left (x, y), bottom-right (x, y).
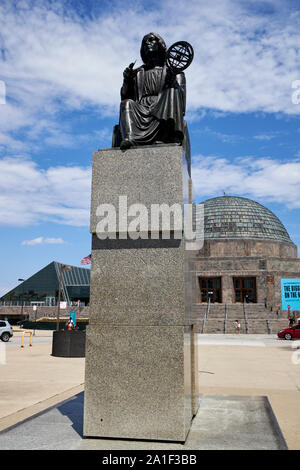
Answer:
top-left (21, 331), bottom-right (33, 348)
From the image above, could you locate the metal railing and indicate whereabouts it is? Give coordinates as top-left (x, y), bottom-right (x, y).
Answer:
top-left (201, 297), bottom-right (211, 334)
top-left (0, 301), bottom-right (50, 307)
top-left (266, 309), bottom-right (272, 334)
top-left (0, 301), bottom-right (87, 307)
top-left (224, 304), bottom-right (228, 334)
top-left (243, 302), bottom-right (249, 334)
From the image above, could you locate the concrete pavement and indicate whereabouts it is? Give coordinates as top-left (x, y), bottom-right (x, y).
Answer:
top-left (197, 334), bottom-right (300, 450)
top-left (0, 335), bottom-right (85, 429)
top-left (0, 333), bottom-right (299, 449)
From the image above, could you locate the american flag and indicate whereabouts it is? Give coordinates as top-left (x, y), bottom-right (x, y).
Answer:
top-left (81, 254), bottom-right (91, 265)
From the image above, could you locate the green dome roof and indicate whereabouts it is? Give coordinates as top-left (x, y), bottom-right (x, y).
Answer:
top-left (196, 196), bottom-right (292, 243)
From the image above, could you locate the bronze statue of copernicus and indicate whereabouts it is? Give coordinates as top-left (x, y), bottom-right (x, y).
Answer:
top-left (112, 32), bottom-right (190, 152)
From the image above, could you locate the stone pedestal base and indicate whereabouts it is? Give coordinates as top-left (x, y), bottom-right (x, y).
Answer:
top-left (83, 144), bottom-right (198, 441)
top-left (83, 325), bottom-right (192, 441)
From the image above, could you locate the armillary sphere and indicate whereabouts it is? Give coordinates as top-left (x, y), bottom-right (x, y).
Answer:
top-left (166, 41), bottom-right (194, 73)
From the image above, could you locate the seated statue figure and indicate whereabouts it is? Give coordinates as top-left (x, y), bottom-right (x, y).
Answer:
top-left (112, 32), bottom-right (190, 162)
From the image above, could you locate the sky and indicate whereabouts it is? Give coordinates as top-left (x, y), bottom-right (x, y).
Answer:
top-left (0, 0), bottom-right (299, 296)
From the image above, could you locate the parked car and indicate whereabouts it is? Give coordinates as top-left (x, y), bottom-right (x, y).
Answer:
top-left (278, 324), bottom-right (300, 340)
top-left (0, 320), bottom-right (13, 342)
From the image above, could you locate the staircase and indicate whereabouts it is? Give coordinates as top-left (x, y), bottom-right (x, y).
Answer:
top-left (225, 304), bottom-right (247, 334)
top-left (192, 303), bottom-right (292, 334)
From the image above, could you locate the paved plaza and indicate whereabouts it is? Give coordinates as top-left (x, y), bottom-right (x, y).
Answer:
top-left (0, 331), bottom-right (299, 450)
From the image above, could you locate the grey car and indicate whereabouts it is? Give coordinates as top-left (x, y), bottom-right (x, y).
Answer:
top-left (0, 320), bottom-right (13, 342)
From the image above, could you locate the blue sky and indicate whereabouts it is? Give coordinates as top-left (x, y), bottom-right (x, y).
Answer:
top-left (0, 0), bottom-right (299, 295)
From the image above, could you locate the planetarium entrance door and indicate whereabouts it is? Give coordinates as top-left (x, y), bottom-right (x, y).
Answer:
top-left (199, 277), bottom-right (222, 303)
top-left (233, 277), bottom-right (257, 303)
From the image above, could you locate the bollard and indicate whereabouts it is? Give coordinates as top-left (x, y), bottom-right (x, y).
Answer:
top-left (21, 331), bottom-right (33, 348)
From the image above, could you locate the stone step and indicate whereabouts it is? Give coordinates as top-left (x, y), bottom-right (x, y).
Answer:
top-left (227, 314), bottom-right (245, 320)
top-left (225, 327), bottom-right (248, 334)
top-left (193, 319), bottom-right (294, 335)
top-left (273, 314), bottom-right (291, 319)
top-left (191, 308), bottom-right (297, 334)
top-left (204, 319), bottom-right (225, 334)
top-left (207, 313), bottom-right (226, 319)
top-left (269, 320), bottom-right (291, 330)
top-left (248, 309), bottom-right (271, 312)
top-left (247, 325), bottom-right (269, 334)
top-left (192, 314), bottom-right (289, 322)
top-left (243, 315), bottom-right (269, 319)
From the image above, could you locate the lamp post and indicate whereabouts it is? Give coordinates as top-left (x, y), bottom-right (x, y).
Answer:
top-left (18, 278), bottom-right (25, 317)
top-left (33, 305), bottom-right (37, 336)
top-left (56, 264), bottom-right (72, 331)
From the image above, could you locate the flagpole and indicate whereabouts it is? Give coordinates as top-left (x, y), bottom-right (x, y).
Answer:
top-left (56, 264), bottom-right (72, 331)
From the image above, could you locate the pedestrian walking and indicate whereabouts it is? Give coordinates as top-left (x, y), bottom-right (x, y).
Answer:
top-left (234, 320), bottom-right (241, 334)
top-left (288, 313), bottom-right (295, 327)
top-left (66, 317), bottom-right (74, 331)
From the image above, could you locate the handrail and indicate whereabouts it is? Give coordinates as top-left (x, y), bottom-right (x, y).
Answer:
top-left (201, 297), bottom-right (211, 334)
top-left (266, 309), bottom-right (272, 334)
top-left (21, 330), bottom-right (33, 348)
top-left (224, 304), bottom-right (228, 334)
top-left (243, 302), bottom-right (249, 334)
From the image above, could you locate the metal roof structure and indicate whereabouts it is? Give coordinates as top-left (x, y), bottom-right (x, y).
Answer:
top-left (0, 261), bottom-right (90, 306)
top-left (195, 195), bottom-right (292, 243)
top-left (54, 262), bottom-right (90, 305)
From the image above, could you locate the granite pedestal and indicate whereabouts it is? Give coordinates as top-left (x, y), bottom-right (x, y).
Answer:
top-left (83, 144), bottom-right (198, 442)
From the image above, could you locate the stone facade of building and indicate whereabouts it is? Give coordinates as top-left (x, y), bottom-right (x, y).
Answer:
top-left (192, 196), bottom-right (300, 333)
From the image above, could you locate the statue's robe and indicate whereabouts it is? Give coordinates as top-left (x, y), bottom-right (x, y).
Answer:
top-left (118, 65), bottom-right (186, 146)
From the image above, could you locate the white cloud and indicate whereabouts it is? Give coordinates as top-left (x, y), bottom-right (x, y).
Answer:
top-left (0, 151), bottom-right (299, 229)
top-left (0, 1), bottom-right (299, 228)
top-left (0, 157), bottom-right (91, 226)
top-left (21, 236), bottom-right (65, 245)
top-left (0, 0), bottom-right (299, 153)
top-left (254, 134), bottom-right (276, 141)
top-left (197, 126), bottom-right (243, 143)
top-left (22, 237), bottom-right (44, 245)
top-left (192, 154), bottom-right (300, 208)
top-left (253, 131), bottom-right (285, 141)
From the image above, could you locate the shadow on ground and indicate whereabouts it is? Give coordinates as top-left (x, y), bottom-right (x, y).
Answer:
top-left (56, 392), bottom-right (84, 437)
top-left (0, 392), bottom-right (288, 450)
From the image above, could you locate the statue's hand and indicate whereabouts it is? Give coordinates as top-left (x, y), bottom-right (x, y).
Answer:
top-left (123, 62), bottom-right (136, 81)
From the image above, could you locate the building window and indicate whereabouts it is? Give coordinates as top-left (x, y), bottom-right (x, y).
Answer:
top-left (233, 277), bottom-right (257, 303)
top-left (198, 277), bottom-right (222, 303)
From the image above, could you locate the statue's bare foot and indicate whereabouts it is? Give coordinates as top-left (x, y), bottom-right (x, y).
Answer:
top-left (120, 139), bottom-right (133, 150)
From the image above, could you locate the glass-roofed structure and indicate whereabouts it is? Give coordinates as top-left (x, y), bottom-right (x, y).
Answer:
top-left (0, 261), bottom-right (90, 306)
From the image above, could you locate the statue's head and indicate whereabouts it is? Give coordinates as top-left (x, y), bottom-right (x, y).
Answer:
top-left (140, 32), bottom-right (166, 65)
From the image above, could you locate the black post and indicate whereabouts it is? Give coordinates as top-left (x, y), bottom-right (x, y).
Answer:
top-left (18, 278), bottom-right (25, 319)
top-left (56, 267), bottom-right (63, 331)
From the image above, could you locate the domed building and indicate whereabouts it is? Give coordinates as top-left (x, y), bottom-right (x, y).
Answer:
top-left (193, 196), bottom-right (300, 332)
